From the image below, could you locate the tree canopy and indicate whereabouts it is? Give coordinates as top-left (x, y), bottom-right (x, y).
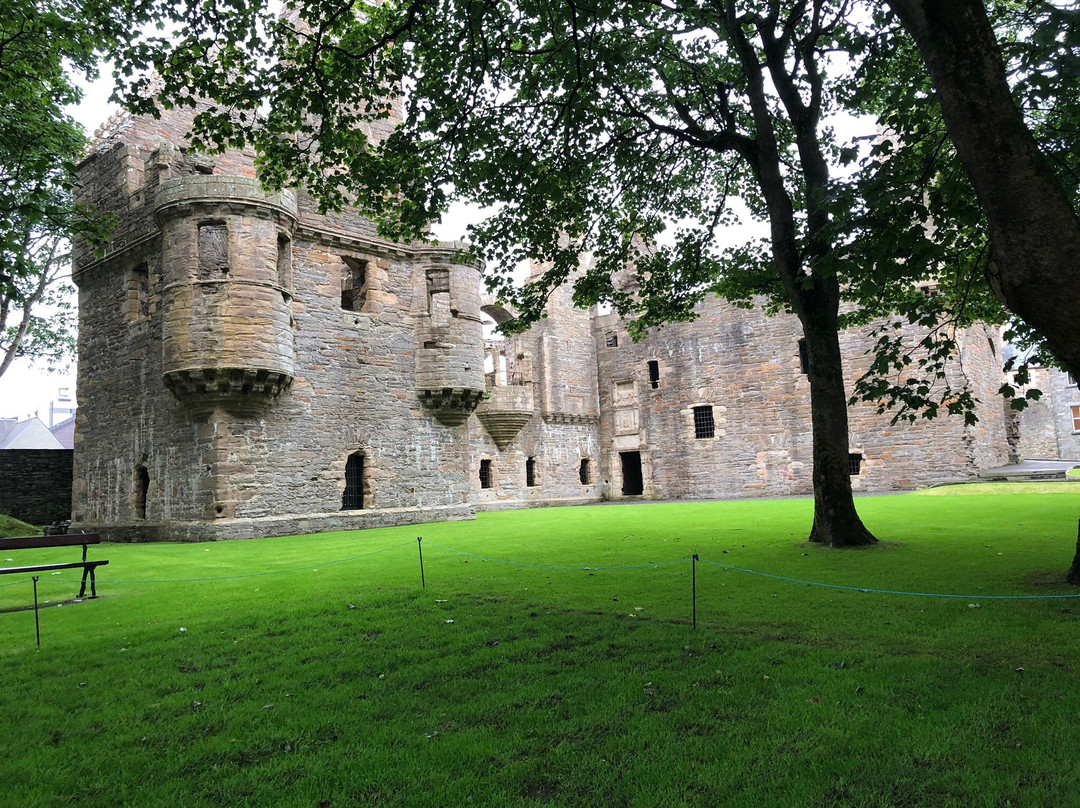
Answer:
top-left (0, 0), bottom-right (117, 379)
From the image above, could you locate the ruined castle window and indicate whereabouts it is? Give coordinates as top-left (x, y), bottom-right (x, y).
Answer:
top-left (198, 222), bottom-right (229, 279)
top-left (693, 405), bottom-right (715, 439)
top-left (526, 457), bottom-right (538, 487)
top-left (277, 234), bottom-right (292, 293)
top-left (849, 453), bottom-right (864, 475)
top-left (134, 466), bottom-right (150, 520)
top-left (427, 268), bottom-right (451, 323)
top-left (126, 262), bottom-right (150, 321)
top-left (647, 360), bottom-right (660, 389)
top-left (798, 339), bottom-right (809, 375)
top-left (341, 257), bottom-right (368, 311)
top-left (605, 332), bottom-right (619, 348)
top-left (579, 458), bottom-right (592, 485)
top-left (479, 459), bottom-right (493, 489)
top-left (342, 452), bottom-right (365, 510)
top-left (1071, 405), bottom-right (1080, 433)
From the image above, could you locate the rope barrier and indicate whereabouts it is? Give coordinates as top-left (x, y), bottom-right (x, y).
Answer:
top-left (5, 539), bottom-right (1079, 600)
top-left (696, 557), bottom-right (1080, 599)
top-left (422, 540), bottom-right (690, 572)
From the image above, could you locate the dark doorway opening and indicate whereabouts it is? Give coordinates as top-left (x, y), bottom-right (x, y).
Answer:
top-left (342, 453), bottom-right (365, 510)
top-left (619, 451), bottom-right (643, 496)
top-left (135, 466), bottom-right (149, 519)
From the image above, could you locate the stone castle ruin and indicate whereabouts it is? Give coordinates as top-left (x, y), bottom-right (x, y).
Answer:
top-left (71, 105), bottom-right (1022, 541)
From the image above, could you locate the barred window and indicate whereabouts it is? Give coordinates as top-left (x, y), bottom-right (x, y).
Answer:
top-left (479, 459), bottom-right (493, 489)
top-left (849, 453), bottom-right (863, 475)
top-left (693, 406), bottom-right (715, 439)
top-left (342, 452), bottom-right (365, 510)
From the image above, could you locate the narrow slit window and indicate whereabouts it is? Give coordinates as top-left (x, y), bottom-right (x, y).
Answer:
top-left (479, 459), bottom-right (493, 489)
top-left (798, 339), bottom-right (809, 375)
top-left (848, 453), bottom-right (863, 475)
top-left (647, 360), bottom-right (660, 389)
top-left (277, 234), bottom-right (292, 292)
top-left (134, 466), bottom-right (149, 520)
top-left (127, 263), bottom-right (150, 320)
top-left (579, 458), bottom-right (591, 485)
top-left (526, 457), bottom-right (537, 487)
top-left (693, 406), bottom-right (715, 439)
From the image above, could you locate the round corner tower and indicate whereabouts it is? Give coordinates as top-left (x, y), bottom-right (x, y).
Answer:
top-left (154, 176), bottom-right (298, 414)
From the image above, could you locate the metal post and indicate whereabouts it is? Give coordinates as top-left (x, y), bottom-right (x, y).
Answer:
top-left (417, 536), bottom-right (425, 589)
top-left (692, 554), bottom-right (698, 629)
top-left (32, 575), bottom-right (41, 647)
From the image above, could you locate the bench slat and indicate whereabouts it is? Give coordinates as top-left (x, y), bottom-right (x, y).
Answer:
top-left (0, 534), bottom-right (101, 552)
top-left (0, 561), bottom-right (109, 575)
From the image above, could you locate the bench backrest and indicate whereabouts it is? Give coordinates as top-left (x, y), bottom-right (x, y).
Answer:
top-left (0, 534), bottom-right (101, 552)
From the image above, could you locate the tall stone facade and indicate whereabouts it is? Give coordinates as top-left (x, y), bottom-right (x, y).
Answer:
top-left (1012, 367), bottom-right (1080, 460)
top-left (73, 108), bottom-right (1015, 542)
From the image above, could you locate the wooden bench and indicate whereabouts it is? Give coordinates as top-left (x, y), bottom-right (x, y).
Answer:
top-left (0, 534), bottom-right (109, 598)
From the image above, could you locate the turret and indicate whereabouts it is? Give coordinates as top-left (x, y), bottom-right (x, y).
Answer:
top-left (414, 246), bottom-right (486, 425)
top-left (155, 175), bottom-right (298, 414)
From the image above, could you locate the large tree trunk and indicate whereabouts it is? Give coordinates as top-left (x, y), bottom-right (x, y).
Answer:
top-left (802, 300), bottom-right (878, 548)
top-left (886, 0), bottom-right (1080, 381)
top-left (1066, 519), bottom-right (1080, 586)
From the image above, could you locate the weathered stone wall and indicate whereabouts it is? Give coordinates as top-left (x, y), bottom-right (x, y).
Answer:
top-left (0, 450), bottom-right (73, 526)
top-left (1014, 368), bottom-right (1080, 460)
top-left (72, 105), bottom-right (1021, 542)
top-left (73, 108), bottom-right (486, 541)
top-left (592, 299), bottom-right (1010, 501)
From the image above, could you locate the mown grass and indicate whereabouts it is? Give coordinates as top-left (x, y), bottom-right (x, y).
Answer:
top-left (2, 485), bottom-right (1079, 807)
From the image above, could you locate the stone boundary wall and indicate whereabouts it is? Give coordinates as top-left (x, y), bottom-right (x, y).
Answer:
top-left (0, 449), bottom-right (73, 526)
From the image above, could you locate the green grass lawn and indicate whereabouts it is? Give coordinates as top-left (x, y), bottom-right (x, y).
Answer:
top-left (2, 485), bottom-right (1079, 807)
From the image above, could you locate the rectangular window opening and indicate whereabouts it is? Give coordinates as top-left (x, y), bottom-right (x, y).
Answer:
top-left (647, 360), bottom-right (660, 389)
top-left (579, 458), bottom-right (591, 485)
top-left (526, 457), bottom-right (537, 487)
top-left (849, 453), bottom-right (863, 476)
top-left (693, 405), bottom-right (715, 439)
top-left (342, 452), bottom-right (365, 510)
top-left (1071, 405), bottom-right (1080, 433)
top-left (341, 257), bottom-right (369, 311)
top-left (198, 222), bottom-right (229, 279)
top-left (605, 332), bottom-right (619, 348)
top-left (479, 459), bottom-right (493, 489)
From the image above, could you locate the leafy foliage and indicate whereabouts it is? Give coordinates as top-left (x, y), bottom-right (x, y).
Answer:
top-left (0, 0), bottom-right (117, 378)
